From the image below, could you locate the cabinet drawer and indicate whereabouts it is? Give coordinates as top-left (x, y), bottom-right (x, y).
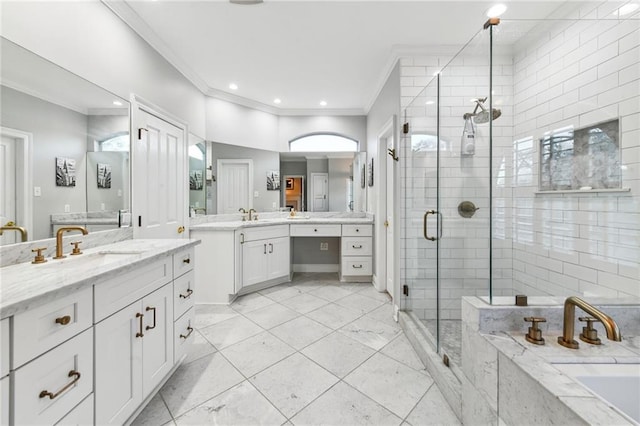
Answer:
top-left (174, 269), bottom-right (195, 319)
top-left (341, 237), bottom-right (373, 256)
top-left (55, 394), bottom-right (93, 426)
top-left (13, 287), bottom-right (93, 368)
top-left (290, 224), bottom-right (341, 237)
top-left (341, 257), bottom-right (372, 276)
top-left (242, 224), bottom-right (289, 242)
top-left (173, 247), bottom-right (195, 279)
top-left (342, 224), bottom-right (372, 237)
top-left (94, 257), bottom-right (171, 322)
top-left (14, 329), bottom-right (93, 426)
top-left (174, 307), bottom-right (195, 363)
top-left (0, 318), bottom-right (8, 377)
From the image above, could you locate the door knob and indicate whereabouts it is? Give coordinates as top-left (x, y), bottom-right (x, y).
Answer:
top-left (177, 226), bottom-right (185, 234)
top-left (384, 220), bottom-right (389, 228)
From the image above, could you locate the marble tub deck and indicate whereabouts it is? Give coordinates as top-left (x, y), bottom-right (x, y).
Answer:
top-left (133, 273), bottom-right (460, 426)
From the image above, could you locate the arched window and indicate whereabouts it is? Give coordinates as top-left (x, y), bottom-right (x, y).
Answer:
top-left (99, 132), bottom-right (129, 152)
top-left (289, 133), bottom-right (358, 152)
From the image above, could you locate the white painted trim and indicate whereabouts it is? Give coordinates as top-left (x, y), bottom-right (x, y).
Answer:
top-left (1, 127), bottom-right (33, 241)
top-left (292, 264), bottom-right (339, 273)
top-left (216, 159), bottom-right (254, 214)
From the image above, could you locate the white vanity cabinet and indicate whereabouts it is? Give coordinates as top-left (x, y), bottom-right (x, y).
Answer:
top-left (95, 283), bottom-right (173, 425)
top-left (172, 249), bottom-right (196, 363)
top-left (340, 224), bottom-right (373, 281)
top-left (240, 225), bottom-right (290, 288)
top-left (1, 318), bottom-right (9, 426)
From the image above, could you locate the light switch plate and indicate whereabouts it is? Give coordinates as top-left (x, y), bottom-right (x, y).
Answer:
top-left (34, 187), bottom-right (41, 197)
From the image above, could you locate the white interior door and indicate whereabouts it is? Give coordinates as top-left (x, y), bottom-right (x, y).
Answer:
top-left (133, 105), bottom-right (187, 239)
top-left (310, 173), bottom-right (328, 212)
top-left (0, 136), bottom-right (16, 244)
top-left (217, 159), bottom-right (253, 214)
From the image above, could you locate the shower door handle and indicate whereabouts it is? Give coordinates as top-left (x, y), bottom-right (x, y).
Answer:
top-left (423, 210), bottom-right (437, 241)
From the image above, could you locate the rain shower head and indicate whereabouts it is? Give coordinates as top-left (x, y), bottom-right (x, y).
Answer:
top-left (465, 97), bottom-right (501, 124)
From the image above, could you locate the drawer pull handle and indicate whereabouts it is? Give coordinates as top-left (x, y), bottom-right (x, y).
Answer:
top-left (269, 243), bottom-right (273, 253)
top-left (179, 288), bottom-right (194, 299)
top-left (352, 244), bottom-right (363, 249)
top-left (39, 370), bottom-right (81, 400)
top-left (145, 306), bottom-right (157, 330)
top-left (180, 326), bottom-right (194, 339)
top-left (352, 264), bottom-right (363, 269)
top-left (136, 313), bottom-right (144, 338)
top-left (182, 257), bottom-right (191, 264)
top-left (55, 315), bottom-right (71, 326)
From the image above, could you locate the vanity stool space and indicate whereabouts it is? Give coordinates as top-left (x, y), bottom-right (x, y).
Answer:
top-left (0, 239), bottom-right (198, 426)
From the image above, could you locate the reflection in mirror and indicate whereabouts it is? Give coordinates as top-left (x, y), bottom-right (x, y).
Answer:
top-left (188, 134), bottom-right (206, 215)
top-left (0, 37), bottom-right (130, 244)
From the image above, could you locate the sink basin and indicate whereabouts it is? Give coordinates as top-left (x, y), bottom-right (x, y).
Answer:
top-left (554, 363), bottom-right (640, 423)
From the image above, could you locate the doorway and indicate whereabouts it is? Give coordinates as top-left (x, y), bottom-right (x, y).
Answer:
top-left (217, 159), bottom-right (253, 214)
top-left (283, 175), bottom-right (305, 211)
top-left (309, 172), bottom-right (328, 212)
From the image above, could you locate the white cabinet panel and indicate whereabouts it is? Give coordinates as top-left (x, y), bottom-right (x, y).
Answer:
top-left (342, 224), bottom-right (373, 236)
top-left (55, 394), bottom-right (93, 426)
top-left (141, 284), bottom-right (174, 396)
top-left (13, 287), bottom-right (92, 368)
top-left (341, 256), bottom-right (373, 276)
top-left (173, 247), bottom-right (194, 279)
top-left (243, 225), bottom-right (288, 242)
top-left (174, 269), bottom-right (195, 319)
top-left (14, 329), bottom-right (93, 426)
top-left (0, 319), bottom-right (8, 377)
top-left (267, 237), bottom-right (290, 280)
top-left (174, 307), bottom-right (195, 363)
top-left (1, 376), bottom-right (8, 426)
top-left (341, 237), bottom-right (373, 256)
top-left (242, 239), bottom-right (269, 287)
top-left (290, 224), bottom-right (341, 237)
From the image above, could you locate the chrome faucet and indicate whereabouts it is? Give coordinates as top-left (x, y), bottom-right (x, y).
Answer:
top-left (0, 222), bottom-right (28, 242)
top-left (239, 208), bottom-right (247, 221)
top-left (54, 226), bottom-right (88, 259)
top-left (248, 208), bottom-right (257, 221)
top-left (558, 296), bottom-right (622, 349)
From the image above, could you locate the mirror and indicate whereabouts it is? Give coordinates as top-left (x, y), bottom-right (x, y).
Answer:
top-left (191, 140), bottom-right (366, 214)
top-left (0, 37), bottom-right (130, 244)
top-left (188, 134), bottom-right (207, 215)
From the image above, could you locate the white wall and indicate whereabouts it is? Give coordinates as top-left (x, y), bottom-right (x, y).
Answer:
top-left (0, 1), bottom-right (206, 137)
top-left (328, 158), bottom-right (352, 211)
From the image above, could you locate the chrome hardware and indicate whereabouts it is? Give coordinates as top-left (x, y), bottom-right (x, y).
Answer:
top-left (54, 226), bottom-right (88, 259)
top-left (179, 288), bottom-right (194, 299)
top-left (31, 247), bottom-right (48, 264)
top-left (55, 315), bottom-right (71, 326)
top-left (145, 306), bottom-right (156, 330)
top-left (423, 210), bottom-right (436, 241)
top-left (180, 326), bottom-right (194, 339)
top-left (558, 296), bottom-right (621, 349)
top-left (387, 148), bottom-right (399, 161)
top-left (249, 208), bottom-right (257, 221)
top-left (135, 312), bottom-right (144, 338)
top-left (579, 316), bottom-right (602, 345)
top-left (39, 370), bottom-right (81, 399)
top-left (177, 226), bottom-right (185, 234)
top-left (524, 317), bottom-right (546, 345)
top-left (70, 241), bottom-right (82, 255)
top-left (239, 208), bottom-right (247, 221)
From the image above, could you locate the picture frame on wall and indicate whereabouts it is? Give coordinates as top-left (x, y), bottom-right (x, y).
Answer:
top-left (97, 163), bottom-right (112, 189)
top-left (267, 170), bottom-right (280, 190)
top-left (285, 178), bottom-right (294, 190)
top-left (368, 158), bottom-right (374, 187)
top-left (56, 157), bottom-right (76, 187)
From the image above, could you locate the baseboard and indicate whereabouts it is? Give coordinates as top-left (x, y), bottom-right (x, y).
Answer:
top-left (292, 264), bottom-right (339, 273)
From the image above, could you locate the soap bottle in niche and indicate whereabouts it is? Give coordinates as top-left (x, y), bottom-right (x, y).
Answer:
top-left (461, 115), bottom-right (476, 156)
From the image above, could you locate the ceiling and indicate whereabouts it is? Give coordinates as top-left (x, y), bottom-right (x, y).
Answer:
top-left (109, 1), bottom-right (570, 115)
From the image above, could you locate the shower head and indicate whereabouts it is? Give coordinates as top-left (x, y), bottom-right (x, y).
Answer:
top-left (465, 97), bottom-right (501, 123)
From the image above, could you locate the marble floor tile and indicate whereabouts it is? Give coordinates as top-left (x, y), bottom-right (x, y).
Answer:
top-left (405, 383), bottom-right (461, 426)
top-left (339, 282), bottom-right (371, 293)
top-left (182, 329), bottom-right (217, 365)
top-left (339, 316), bottom-right (402, 351)
top-left (380, 333), bottom-right (428, 373)
top-left (220, 331), bottom-right (295, 377)
top-left (365, 302), bottom-right (401, 330)
top-left (301, 332), bottom-right (375, 378)
top-left (231, 292), bottom-right (276, 314)
top-left (291, 382), bottom-right (402, 426)
top-left (194, 304), bottom-right (239, 329)
top-left (244, 303), bottom-right (300, 329)
top-left (270, 316), bottom-right (333, 350)
top-left (260, 284), bottom-right (305, 302)
top-left (334, 293), bottom-right (387, 315)
top-left (199, 315), bottom-right (264, 350)
top-left (131, 392), bottom-right (172, 426)
top-left (308, 285), bottom-right (353, 302)
top-left (358, 285), bottom-right (392, 302)
top-left (250, 353), bottom-right (339, 418)
top-left (280, 293), bottom-right (330, 314)
top-left (344, 353), bottom-right (433, 419)
top-left (160, 352), bottom-right (244, 418)
top-left (174, 381), bottom-right (286, 426)
top-left (305, 302), bottom-right (362, 330)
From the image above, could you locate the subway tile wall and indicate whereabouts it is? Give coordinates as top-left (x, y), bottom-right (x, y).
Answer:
top-left (400, 10), bottom-right (640, 321)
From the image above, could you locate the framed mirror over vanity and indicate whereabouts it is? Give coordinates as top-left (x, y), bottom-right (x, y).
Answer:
top-left (0, 37), bottom-right (131, 245)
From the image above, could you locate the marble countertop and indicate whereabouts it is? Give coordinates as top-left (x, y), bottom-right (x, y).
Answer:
top-left (191, 217), bottom-right (374, 232)
top-left (0, 239), bottom-right (200, 319)
top-left (50, 218), bottom-right (119, 225)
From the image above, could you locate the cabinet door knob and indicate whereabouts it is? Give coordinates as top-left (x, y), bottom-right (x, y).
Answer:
top-left (55, 315), bottom-right (71, 326)
top-left (182, 257), bottom-right (190, 264)
top-left (39, 370), bottom-right (81, 399)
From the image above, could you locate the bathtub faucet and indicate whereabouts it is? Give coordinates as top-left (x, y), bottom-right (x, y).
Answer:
top-left (558, 296), bottom-right (621, 349)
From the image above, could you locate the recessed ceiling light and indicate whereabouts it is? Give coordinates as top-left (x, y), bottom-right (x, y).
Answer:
top-left (425, 100), bottom-right (435, 105)
top-left (112, 100), bottom-right (123, 106)
top-left (614, 3), bottom-right (639, 16)
top-left (486, 4), bottom-right (507, 18)
top-left (274, 98), bottom-right (282, 104)
top-left (229, 83), bottom-right (238, 90)
top-left (319, 100), bottom-right (327, 107)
